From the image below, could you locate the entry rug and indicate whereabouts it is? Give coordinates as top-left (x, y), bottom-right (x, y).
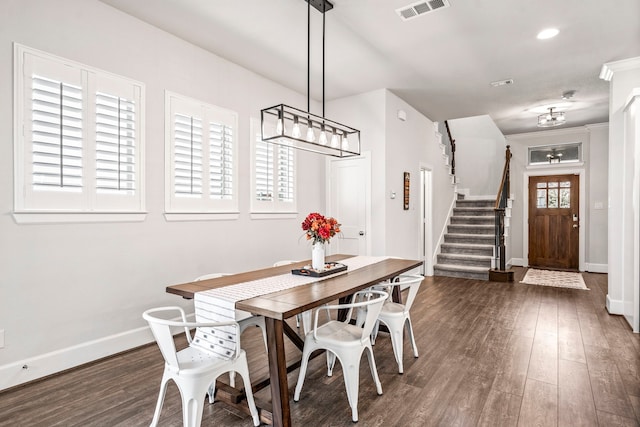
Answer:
top-left (520, 268), bottom-right (588, 290)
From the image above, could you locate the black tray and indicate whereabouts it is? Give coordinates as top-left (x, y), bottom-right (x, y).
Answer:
top-left (292, 262), bottom-right (348, 277)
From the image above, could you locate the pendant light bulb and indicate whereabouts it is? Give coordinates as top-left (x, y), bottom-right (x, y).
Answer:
top-left (305, 119), bottom-right (315, 142)
top-left (330, 128), bottom-right (339, 148)
top-left (276, 110), bottom-right (285, 135)
top-left (292, 116), bottom-right (301, 138)
top-left (341, 132), bottom-right (349, 151)
top-left (319, 125), bottom-right (328, 146)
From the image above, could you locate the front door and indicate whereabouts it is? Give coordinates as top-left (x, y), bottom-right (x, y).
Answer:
top-left (528, 174), bottom-right (579, 270)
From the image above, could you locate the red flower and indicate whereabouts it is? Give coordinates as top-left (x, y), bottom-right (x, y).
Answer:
top-left (301, 212), bottom-right (341, 244)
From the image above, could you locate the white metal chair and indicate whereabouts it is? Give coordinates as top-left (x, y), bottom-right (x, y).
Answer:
top-left (143, 306), bottom-right (260, 427)
top-left (371, 274), bottom-right (423, 374)
top-left (293, 290), bottom-right (388, 423)
top-left (195, 273), bottom-right (267, 389)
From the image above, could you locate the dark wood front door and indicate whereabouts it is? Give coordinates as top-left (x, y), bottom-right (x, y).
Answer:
top-left (528, 174), bottom-right (579, 270)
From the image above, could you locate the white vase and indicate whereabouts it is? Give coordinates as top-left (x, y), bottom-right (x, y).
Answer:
top-left (312, 242), bottom-right (325, 271)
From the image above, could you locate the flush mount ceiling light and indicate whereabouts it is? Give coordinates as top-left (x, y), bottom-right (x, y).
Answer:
top-left (260, 0), bottom-right (360, 157)
top-left (537, 107), bottom-right (567, 128)
top-left (537, 28), bottom-right (559, 40)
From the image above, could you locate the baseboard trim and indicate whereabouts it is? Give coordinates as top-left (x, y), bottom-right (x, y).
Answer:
top-left (510, 258), bottom-right (526, 267)
top-left (0, 325), bottom-right (154, 392)
top-left (606, 295), bottom-right (624, 315)
top-left (585, 263), bottom-right (608, 273)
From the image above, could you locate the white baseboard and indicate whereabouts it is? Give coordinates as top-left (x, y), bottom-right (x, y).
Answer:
top-left (606, 295), bottom-right (624, 315)
top-left (462, 194), bottom-right (495, 200)
top-left (0, 325), bottom-right (154, 392)
top-left (510, 258), bottom-right (526, 267)
top-left (585, 263), bottom-right (608, 273)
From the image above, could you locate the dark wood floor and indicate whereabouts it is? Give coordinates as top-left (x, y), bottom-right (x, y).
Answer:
top-left (1, 268), bottom-right (639, 426)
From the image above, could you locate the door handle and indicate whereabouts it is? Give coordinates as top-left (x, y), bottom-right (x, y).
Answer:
top-left (359, 231), bottom-right (365, 236)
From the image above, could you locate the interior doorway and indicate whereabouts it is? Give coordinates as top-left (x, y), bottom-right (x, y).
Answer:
top-left (528, 174), bottom-right (580, 270)
top-left (420, 167), bottom-right (433, 275)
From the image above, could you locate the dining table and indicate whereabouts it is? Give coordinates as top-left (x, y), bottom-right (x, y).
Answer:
top-left (166, 254), bottom-right (423, 427)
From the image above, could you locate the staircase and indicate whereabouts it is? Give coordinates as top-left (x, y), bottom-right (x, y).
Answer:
top-left (434, 197), bottom-right (494, 280)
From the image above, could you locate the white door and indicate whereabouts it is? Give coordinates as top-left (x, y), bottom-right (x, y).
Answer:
top-left (327, 154), bottom-right (370, 256)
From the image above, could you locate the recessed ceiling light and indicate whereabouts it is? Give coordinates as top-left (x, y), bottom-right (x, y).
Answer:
top-left (537, 28), bottom-right (559, 40)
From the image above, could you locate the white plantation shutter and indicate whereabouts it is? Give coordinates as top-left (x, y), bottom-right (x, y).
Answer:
top-left (165, 92), bottom-right (238, 214)
top-left (174, 113), bottom-right (203, 197)
top-left (250, 118), bottom-right (296, 213)
top-left (15, 44), bottom-right (145, 217)
top-left (255, 139), bottom-right (274, 201)
top-left (95, 92), bottom-right (136, 195)
top-left (277, 145), bottom-right (294, 202)
top-left (209, 121), bottom-right (234, 200)
top-left (31, 75), bottom-right (83, 192)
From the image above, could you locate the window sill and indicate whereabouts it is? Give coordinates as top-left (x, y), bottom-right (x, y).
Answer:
top-left (164, 212), bottom-right (240, 222)
top-left (250, 212), bottom-right (298, 220)
top-left (526, 161), bottom-right (584, 170)
top-left (12, 211), bottom-right (147, 224)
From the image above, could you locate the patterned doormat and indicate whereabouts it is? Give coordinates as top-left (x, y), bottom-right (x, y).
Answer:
top-left (520, 268), bottom-right (588, 290)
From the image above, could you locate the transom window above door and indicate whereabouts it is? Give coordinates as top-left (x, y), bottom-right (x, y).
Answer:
top-left (528, 143), bottom-right (582, 165)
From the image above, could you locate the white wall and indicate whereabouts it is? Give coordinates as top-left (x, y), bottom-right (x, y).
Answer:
top-left (384, 92), bottom-right (454, 261)
top-left (600, 56), bottom-right (640, 329)
top-left (328, 90), bottom-right (455, 264)
top-left (448, 115), bottom-right (506, 197)
top-left (506, 125), bottom-right (609, 271)
top-left (0, 0), bottom-right (330, 389)
top-left (326, 90), bottom-right (387, 255)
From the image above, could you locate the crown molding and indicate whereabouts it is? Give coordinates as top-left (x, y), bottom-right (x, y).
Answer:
top-left (600, 56), bottom-right (640, 81)
top-left (505, 125), bottom-right (590, 140)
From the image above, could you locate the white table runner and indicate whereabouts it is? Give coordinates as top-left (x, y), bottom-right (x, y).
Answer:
top-left (191, 256), bottom-right (388, 358)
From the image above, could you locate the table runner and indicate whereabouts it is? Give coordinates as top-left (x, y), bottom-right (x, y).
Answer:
top-left (191, 256), bottom-right (388, 359)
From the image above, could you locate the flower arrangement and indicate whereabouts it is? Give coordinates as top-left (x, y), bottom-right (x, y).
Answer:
top-left (301, 212), bottom-right (341, 245)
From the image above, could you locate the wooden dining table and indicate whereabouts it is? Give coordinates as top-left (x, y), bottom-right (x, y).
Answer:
top-left (166, 254), bottom-right (423, 427)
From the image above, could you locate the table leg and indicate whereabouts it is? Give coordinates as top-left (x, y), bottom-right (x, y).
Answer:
top-left (265, 317), bottom-right (291, 427)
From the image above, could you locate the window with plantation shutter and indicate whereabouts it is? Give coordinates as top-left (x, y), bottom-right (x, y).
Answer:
top-left (95, 92), bottom-right (137, 195)
top-left (165, 92), bottom-right (238, 217)
top-left (250, 118), bottom-right (296, 214)
top-left (14, 44), bottom-right (145, 223)
top-left (31, 75), bottom-right (84, 192)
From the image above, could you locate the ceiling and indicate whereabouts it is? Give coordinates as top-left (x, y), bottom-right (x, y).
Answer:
top-left (99, 0), bottom-right (640, 135)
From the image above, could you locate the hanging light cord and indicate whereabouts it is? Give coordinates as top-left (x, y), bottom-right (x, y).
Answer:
top-left (307, 0), bottom-right (310, 113)
top-left (322, 0), bottom-right (326, 117)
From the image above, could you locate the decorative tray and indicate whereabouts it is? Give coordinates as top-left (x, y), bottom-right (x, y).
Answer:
top-left (291, 262), bottom-right (348, 277)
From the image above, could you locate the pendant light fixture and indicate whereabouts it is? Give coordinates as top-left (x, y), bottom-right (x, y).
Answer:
top-left (260, 0), bottom-right (360, 157)
top-left (537, 107), bottom-right (567, 128)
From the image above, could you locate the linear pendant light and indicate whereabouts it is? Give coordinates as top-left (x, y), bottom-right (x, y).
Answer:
top-left (260, 0), bottom-right (361, 157)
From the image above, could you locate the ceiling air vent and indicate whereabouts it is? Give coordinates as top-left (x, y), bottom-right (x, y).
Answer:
top-left (396, 0), bottom-right (450, 21)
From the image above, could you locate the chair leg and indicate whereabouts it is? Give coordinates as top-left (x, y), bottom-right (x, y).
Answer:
top-left (406, 317), bottom-right (419, 358)
top-left (235, 357), bottom-right (261, 426)
top-left (229, 371), bottom-right (236, 388)
top-left (150, 372), bottom-right (171, 427)
top-left (207, 382), bottom-right (216, 404)
top-left (371, 320), bottom-right (380, 345)
top-left (337, 350), bottom-right (363, 423)
top-left (294, 344), bottom-right (313, 402)
top-left (364, 344), bottom-right (383, 395)
top-left (179, 378), bottom-right (211, 427)
top-left (301, 310), bottom-right (313, 336)
top-left (326, 350), bottom-right (337, 377)
top-left (388, 319), bottom-right (405, 374)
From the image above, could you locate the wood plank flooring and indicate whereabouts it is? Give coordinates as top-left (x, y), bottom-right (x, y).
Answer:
top-left (0, 268), bottom-right (638, 426)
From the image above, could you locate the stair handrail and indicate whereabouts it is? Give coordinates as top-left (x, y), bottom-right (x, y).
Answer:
top-left (494, 145), bottom-right (512, 271)
top-left (444, 120), bottom-right (456, 176)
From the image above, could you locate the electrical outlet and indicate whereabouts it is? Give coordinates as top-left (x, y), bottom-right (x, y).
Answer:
top-left (0, 329), bottom-right (4, 348)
